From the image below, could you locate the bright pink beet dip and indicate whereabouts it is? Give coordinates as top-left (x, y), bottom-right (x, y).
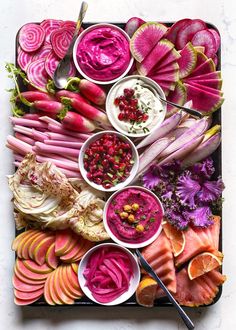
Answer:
top-left (76, 26), bottom-right (131, 81)
top-left (107, 188), bottom-right (163, 244)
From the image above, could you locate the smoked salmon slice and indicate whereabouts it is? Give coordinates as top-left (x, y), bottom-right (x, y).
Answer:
top-left (142, 231), bottom-right (176, 295)
top-left (173, 268), bottom-right (226, 307)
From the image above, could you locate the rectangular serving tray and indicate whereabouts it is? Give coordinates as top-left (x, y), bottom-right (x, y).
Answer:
top-left (14, 21), bottom-right (223, 307)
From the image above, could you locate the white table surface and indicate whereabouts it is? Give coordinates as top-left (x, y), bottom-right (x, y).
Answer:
top-left (0, 0), bottom-right (235, 329)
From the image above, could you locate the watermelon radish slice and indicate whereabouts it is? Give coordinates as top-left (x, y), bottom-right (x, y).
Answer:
top-left (185, 71), bottom-right (221, 81)
top-left (40, 19), bottom-right (63, 43)
top-left (149, 70), bottom-right (179, 83)
top-left (208, 28), bottom-right (220, 52)
top-left (17, 47), bottom-right (34, 71)
top-left (157, 48), bottom-right (181, 71)
top-left (27, 58), bottom-right (49, 91)
top-left (166, 81), bottom-right (187, 116)
top-left (212, 54), bottom-right (218, 67)
top-left (32, 44), bottom-right (52, 61)
top-left (125, 17), bottom-right (146, 37)
top-left (184, 83), bottom-right (224, 114)
top-left (165, 19), bottom-right (191, 44)
top-left (154, 80), bottom-right (176, 92)
top-left (195, 51), bottom-right (208, 67)
top-left (176, 19), bottom-right (207, 50)
top-left (191, 29), bottom-right (216, 58)
top-left (130, 22), bottom-right (168, 62)
top-left (184, 78), bottom-right (222, 89)
top-left (178, 42), bottom-right (197, 78)
top-left (193, 46), bottom-right (205, 53)
top-left (50, 27), bottom-right (74, 59)
top-left (188, 58), bottom-right (215, 78)
top-left (184, 81), bottom-right (223, 96)
top-left (137, 39), bottom-right (174, 75)
top-left (19, 23), bottom-right (45, 52)
top-left (153, 62), bottom-right (179, 75)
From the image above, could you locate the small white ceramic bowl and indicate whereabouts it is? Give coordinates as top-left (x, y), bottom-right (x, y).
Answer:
top-left (103, 186), bottom-right (164, 249)
top-left (78, 130), bottom-right (139, 192)
top-left (106, 75), bottom-right (167, 138)
top-left (78, 243), bottom-right (140, 306)
top-left (73, 23), bottom-right (134, 85)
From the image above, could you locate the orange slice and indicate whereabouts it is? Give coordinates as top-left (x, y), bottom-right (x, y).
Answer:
top-left (162, 221), bottom-right (185, 257)
top-left (136, 276), bottom-right (157, 307)
top-left (188, 252), bottom-right (223, 280)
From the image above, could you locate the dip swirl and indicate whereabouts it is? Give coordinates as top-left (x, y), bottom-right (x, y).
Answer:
top-left (106, 188), bottom-right (163, 245)
top-left (76, 26), bottom-right (131, 81)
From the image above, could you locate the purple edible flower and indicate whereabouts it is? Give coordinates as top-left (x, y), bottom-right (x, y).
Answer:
top-left (176, 171), bottom-right (201, 209)
top-left (183, 206), bottom-right (214, 227)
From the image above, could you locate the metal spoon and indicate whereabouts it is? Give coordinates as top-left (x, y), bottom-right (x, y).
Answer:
top-left (53, 1), bottom-right (88, 89)
top-left (143, 83), bottom-right (203, 118)
top-left (135, 249), bottom-right (195, 330)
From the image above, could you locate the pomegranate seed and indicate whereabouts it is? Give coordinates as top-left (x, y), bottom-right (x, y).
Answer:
top-left (114, 97), bottom-right (120, 106)
top-left (118, 113), bottom-right (125, 121)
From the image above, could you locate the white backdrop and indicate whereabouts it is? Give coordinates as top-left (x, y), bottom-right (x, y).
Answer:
top-left (0, 1), bottom-right (235, 329)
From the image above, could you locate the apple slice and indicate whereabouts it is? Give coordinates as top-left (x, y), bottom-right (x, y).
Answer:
top-left (21, 231), bottom-right (43, 260)
top-left (61, 234), bottom-right (78, 255)
top-left (16, 230), bottom-right (41, 258)
top-left (53, 266), bottom-right (74, 304)
top-left (44, 272), bottom-right (55, 305)
top-left (14, 265), bottom-right (46, 285)
top-left (16, 258), bottom-right (49, 281)
top-left (14, 287), bottom-right (44, 300)
top-left (12, 229), bottom-right (37, 251)
top-left (55, 229), bottom-right (73, 256)
top-left (12, 274), bottom-right (44, 292)
top-left (33, 236), bottom-right (55, 265)
top-left (28, 232), bottom-right (53, 259)
top-left (65, 264), bottom-right (83, 299)
top-left (22, 259), bottom-right (53, 274)
top-left (46, 242), bottom-right (59, 269)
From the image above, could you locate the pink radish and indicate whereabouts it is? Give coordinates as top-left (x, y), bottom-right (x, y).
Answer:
top-left (78, 79), bottom-right (107, 105)
top-left (61, 111), bottom-right (96, 133)
top-left (56, 90), bottom-right (90, 104)
top-left (125, 17), bottom-right (146, 37)
top-left (16, 91), bottom-right (55, 102)
top-left (27, 58), bottom-right (49, 91)
top-left (23, 113), bottom-right (41, 120)
top-left (61, 97), bottom-right (109, 125)
top-left (19, 23), bottom-right (45, 52)
top-left (33, 100), bottom-right (65, 115)
top-left (50, 27), bottom-right (74, 59)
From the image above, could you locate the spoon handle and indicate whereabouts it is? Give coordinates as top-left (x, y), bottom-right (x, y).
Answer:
top-left (158, 96), bottom-right (203, 118)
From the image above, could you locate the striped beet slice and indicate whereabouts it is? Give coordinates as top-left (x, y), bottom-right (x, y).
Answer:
top-left (176, 19), bottom-right (207, 50)
top-left (40, 19), bottom-right (63, 43)
top-left (32, 44), bottom-right (52, 61)
top-left (50, 27), bottom-right (74, 59)
top-left (191, 29), bottom-right (217, 58)
top-left (45, 51), bottom-right (76, 78)
top-left (19, 23), bottom-right (45, 52)
top-left (27, 58), bottom-right (49, 91)
top-left (17, 47), bottom-right (34, 71)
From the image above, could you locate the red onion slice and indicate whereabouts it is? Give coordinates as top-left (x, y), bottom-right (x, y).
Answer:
top-left (27, 58), bottom-right (49, 91)
top-left (50, 27), bottom-right (74, 59)
top-left (32, 44), bottom-right (52, 61)
top-left (40, 19), bottom-right (63, 43)
top-left (19, 23), bottom-right (45, 52)
top-left (17, 47), bottom-right (34, 71)
top-left (45, 51), bottom-right (76, 78)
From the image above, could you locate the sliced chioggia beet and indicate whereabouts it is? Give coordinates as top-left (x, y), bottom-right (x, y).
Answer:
top-left (45, 51), bottom-right (75, 78)
top-left (19, 23), bottom-right (45, 52)
top-left (185, 70), bottom-right (221, 81)
top-left (176, 19), bottom-right (207, 50)
top-left (208, 28), bottom-right (220, 52)
top-left (32, 44), bottom-right (52, 61)
top-left (191, 29), bottom-right (217, 58)
top-left (27, 58), bottom-right (49, 91)
top-left (130, 22), bottom-right (168, 62)
top-left (166, 81), bottom-right (187, 116)
top-left (184, 81), bottom-right (223, 96)
top-left (40, 19), bottom-right (63, 43)
top-left (178, 42), bottom-right (197, 78)
top-left (17, 47), bottom-right (34, 71)
top-left (50, 27), bottom-right (74, 59)
top-left (187, 58), bottom-right (216, 78)
top-left (184, 83), bottom-right (224, 114)
top-left (165, 19), bottom-right (192, 44)
top-left (125, 17), bottom-right (145, 37)
top-left (137, 39), bottom-right (175, 76)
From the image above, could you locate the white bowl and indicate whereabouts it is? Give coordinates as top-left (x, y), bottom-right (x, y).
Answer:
top-left (78, 243), bottom-right (140, 306)
top-left (78, 130), bottom-right (139, 192)
top-left (103, 186), bottom-right (163, 249)
top-left (106, 75), bottom-right (167, 138)
top-left (73, 23), bottom-right (134, 85)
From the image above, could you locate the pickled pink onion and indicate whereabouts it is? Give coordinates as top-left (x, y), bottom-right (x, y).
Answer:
top-left (83, 247), bottom-right (133, 303)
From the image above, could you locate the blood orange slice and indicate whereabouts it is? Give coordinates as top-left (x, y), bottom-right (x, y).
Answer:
top-left (188, 252), bottom-right (223, 280)
top-left (136, 276), bottom-right (157, 307)
top-left (162, 221), bottom-right (185, 257)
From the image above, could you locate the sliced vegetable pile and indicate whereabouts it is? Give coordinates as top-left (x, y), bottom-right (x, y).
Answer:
top-left (12, 228), bottom-right (91, 305)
